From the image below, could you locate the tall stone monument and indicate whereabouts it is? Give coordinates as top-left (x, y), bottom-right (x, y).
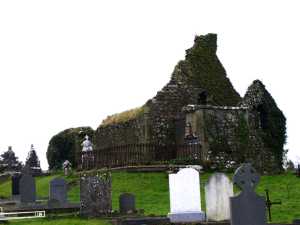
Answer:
top-left (168, 168), bottom-right (205, 222)
top-left (12, 173), bottom-right (22, 197)
top-left (205, 173), bottom-right (233, 221)
top-left (230, 163), bottom-right (266, 225)
top-left (20, 173), bottom-right (36, 204)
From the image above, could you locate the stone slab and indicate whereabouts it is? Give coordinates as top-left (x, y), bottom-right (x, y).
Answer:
top-left (168, 211), bottom-right (206, 223)
top-left (49, 178), bottom-right (67, 206)
top-left (80, 174), bottom-right (112, 217)
top-left (19, 173), bottom-right (36, 204)
top-left (119, 193), bottom-right (136, 214)
top-left (11, 173), bottom-right (22, 196)
top-left (116, 217), bottom-right (170, 225)
top-left (205, 173), bottom-right (233, 221)
top-left (230, 163), bottom-right (266, 225)
top-left (169, 168), bottom-right (202, 213)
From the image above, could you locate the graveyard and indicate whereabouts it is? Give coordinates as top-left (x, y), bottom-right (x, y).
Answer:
top-left (0, 169), bottom-right (300, 224)
top-left (0, 33), bottom-right (297, 224)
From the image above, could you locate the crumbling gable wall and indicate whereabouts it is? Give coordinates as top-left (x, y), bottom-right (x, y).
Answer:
top-left (94, 33), bottom-right (241, 148)
top-left (47, 34), bottom-right (286, 173)
top-left (242, 80), bottom-right (286, 172)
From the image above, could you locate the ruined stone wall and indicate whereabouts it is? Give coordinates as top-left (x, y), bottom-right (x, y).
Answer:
top-left (94, 81), bottom-right (201, 148)
top-left (145, 80), bottom-right (202, 145)
top-left (182, 103), bottom-right (282, 173)
top-left (94, 33), bottom-right (241, 148)
top-left (242, 80), bottom-right (286, 172)
top-left (90, 34), bottom-right (285, 173)
top-left (94, 115), bottom-right (147, 149)
top-left (183, 105), bottom-right (249, 169)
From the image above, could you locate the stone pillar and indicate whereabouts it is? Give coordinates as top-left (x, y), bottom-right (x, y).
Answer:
top-left (80, 172), bottom-right (112, 217)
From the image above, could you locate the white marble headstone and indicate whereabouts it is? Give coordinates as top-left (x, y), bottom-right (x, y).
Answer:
top-left (168, 168), bottom-right (205, 222)
top-left (205, 173), bottom-right (233, 221)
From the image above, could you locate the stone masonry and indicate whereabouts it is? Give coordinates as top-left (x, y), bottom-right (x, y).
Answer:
top-left (86, 34), bottom-right (286, 173)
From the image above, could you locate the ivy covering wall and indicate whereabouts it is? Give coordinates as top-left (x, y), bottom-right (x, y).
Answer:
top-left (46, 127), bottom-right (94, 170)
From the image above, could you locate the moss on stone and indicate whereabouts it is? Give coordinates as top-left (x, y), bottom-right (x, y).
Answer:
top-left (243, 80), bottom-right (286, 171)
top-left (171, 33), bottom-right (241, 106)
top-left (235, 114), bottom-right (250, 162)
top-left (100, 106), bottom-right (145, 127)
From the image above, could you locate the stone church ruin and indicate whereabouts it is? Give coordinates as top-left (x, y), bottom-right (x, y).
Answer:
top-left (47, 33), bottom-right (286, 173)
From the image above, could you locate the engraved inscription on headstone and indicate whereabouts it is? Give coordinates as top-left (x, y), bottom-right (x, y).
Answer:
top-left (230, 163), bottom-right (266, 225)
top-left (20, 173), bottom-right (36, 204)
top-left (49, 178), bottom-right (67, 206)
top-left (205, 173), bottom-right (233, 221)
top-left (119, 193), bottom-right (136, 214)
top-left (168, 168), bottom-right (205, 222)
top-left (80, 174), bottom-right (112, 217)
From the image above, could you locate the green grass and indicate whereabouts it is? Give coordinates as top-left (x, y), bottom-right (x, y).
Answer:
top-left (1, 171), bottom-right (300, 224)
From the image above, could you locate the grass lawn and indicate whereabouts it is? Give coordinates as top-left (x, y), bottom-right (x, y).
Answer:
top-left (1, 171), bottom-right (300, 224)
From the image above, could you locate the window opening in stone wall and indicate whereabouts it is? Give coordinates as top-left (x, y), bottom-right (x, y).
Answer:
top-left (257, 105), bottom-right (268, 129)
top-left (197, 91), bottom-right (207, 105)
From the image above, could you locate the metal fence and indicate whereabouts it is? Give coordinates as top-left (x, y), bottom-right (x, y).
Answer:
top-left (78, 143), bottom-right (202, 169)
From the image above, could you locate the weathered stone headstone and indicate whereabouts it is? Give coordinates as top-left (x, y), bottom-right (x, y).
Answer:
top-left (168, 168), bottom-right (205, 222)
top-left (49, 178), bottom-right (67, 207)
top-left (205, 173), bottom-right (233, 221)
top-left (11, 173), bottom-right (22, 196)
top-left (119, 193), bottom-right (136, 214)
top-left (80, 173), bottom-right (112, 217)
top-left (20, 173), bottom-right (36, 204)
top-left (230, 163), bottom-right (266, 225)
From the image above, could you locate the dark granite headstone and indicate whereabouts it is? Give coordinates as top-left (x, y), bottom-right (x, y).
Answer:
top-left (80, 173), bottom-right (112, 217)
top-left (20, 173), bottom-right (36, 204)
top-left (11, 173), bottom-right (22, 196)
top-left (230, 163), bottom-right (266, 225)
top-left (49, 178), bottom-right (67, 206)
top-left (119, 193), bottom-right (136, 214)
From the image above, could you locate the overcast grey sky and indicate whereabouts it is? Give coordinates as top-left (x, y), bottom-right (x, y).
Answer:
top-left (0, 0), bottom-right (299, 169)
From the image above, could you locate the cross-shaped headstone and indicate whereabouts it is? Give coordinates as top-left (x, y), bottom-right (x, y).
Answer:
top-left (230, 163), bottom-right (266, 225)
top-left (233, 163), bottom-right (260, 192)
